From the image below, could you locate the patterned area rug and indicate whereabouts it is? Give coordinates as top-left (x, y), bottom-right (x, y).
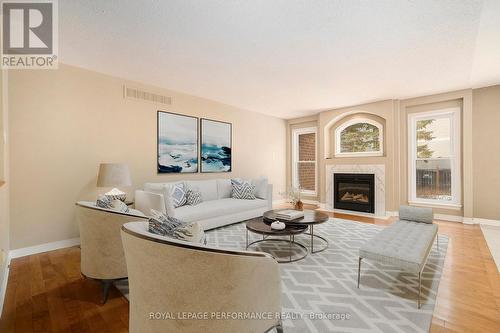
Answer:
top-left (115, 218), bottom-right (448, 333)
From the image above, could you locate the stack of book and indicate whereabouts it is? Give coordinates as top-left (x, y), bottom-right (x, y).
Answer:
top-left (276, 209), bottom-right (304, 221)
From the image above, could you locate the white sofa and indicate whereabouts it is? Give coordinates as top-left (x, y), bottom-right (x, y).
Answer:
top-left (135, 178), bottom-right (272, 230)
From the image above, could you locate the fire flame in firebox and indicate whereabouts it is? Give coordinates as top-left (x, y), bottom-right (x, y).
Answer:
top-left (341, 192), bottom-right (369, 203)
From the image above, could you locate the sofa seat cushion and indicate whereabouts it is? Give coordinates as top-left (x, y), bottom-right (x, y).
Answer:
top-left (359, 220), bottom-right (438, 273)
top-left (175, 198), bottom-right (268, 222)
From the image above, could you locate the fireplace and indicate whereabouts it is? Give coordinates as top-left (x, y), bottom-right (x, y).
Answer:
top-left (334, 173), bottom-right (375, 213)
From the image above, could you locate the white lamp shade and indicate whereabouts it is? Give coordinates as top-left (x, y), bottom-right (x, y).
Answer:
top-left (96, 163), bottom-right (132, 187)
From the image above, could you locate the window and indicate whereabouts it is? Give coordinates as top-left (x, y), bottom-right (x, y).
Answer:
top-left (292, 127), bottom-right (317, 195)
top-left (335, 118), bottom-right (383, 157)
top-left (408, 108), bottom-right (461, 207)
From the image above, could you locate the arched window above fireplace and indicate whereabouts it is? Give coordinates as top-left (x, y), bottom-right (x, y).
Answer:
top-left (335, 118), bottom-right (383, 157)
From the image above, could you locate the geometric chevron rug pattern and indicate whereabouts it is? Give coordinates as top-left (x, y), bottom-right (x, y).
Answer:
top-left (115, 218), bottom-right (448, 333)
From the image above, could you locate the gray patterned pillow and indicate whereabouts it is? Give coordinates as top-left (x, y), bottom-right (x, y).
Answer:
top-left (96, 195), bottom-right (113, 209)
top-left (170, 183), bottom-right (187, 208)
top-left (148, 209), bottom-right (206, 244)
top-left (173, 222), bottom-right (206, 244)
top-left (110, 199), bottom-right (129, 213)
top-left (232, 183), bottom-right (256, 200)
top-left (186, 189), bottom-right (202, 206)
top-left (96, 195), bottom-right (129, 213)
top-left (148, 209), bottom-right (185, 236)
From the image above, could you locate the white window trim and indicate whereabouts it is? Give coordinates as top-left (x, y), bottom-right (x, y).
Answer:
top-left (335, 118), bottom-right (384, 157)
top-left (407, 107), bottom-right (462, 208)
top-left (292, 127), bottom-right (317, 196)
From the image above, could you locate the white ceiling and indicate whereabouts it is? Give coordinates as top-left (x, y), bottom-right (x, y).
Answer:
top-left (59, 0), bottom-right (500, 119)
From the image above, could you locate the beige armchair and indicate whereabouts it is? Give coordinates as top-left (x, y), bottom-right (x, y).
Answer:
top-left (121, 221), bottom-right (283, 333)
top-left (76, 201), bottom-right (148, 303)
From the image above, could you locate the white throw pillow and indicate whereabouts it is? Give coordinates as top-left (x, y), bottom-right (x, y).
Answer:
top-left (252, 177), bottom-right (268, 200)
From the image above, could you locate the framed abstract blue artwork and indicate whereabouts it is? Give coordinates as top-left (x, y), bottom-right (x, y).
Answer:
top-left (157, 111), bottom-right (198, 173)
top-left (200, 118), bottom-right (232, 173)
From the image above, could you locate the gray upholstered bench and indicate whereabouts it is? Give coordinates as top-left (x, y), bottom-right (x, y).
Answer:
top-left (357, 205), bottom-right (438, 308)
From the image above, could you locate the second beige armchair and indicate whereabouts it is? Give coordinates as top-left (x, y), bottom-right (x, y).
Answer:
top-left (121, 221), bottom-right (283, 333)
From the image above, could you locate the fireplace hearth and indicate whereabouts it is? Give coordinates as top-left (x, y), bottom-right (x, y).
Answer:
top-left (334, 173), bottom-right (375, 213)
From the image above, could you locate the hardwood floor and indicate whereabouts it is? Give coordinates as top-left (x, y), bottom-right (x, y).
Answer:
top-left (0, 211), bottom-right (499, 332)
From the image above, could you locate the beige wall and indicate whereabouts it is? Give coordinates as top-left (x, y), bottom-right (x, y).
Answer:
top-left (286, 87), bottom-right (489, 219)
top-left (472, 85), bottom-right (500, 220)
top-left (318, 100), bottom-right (398, 210)
top-left (8, 64), bottom-right (287, 249)
top-left (0, 70), bottom-right (10, 297)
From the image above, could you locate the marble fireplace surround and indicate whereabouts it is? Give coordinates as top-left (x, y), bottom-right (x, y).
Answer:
top-left (325, 164), bottom-right (386, 218)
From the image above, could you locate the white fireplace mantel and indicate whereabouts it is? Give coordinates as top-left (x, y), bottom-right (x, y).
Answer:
top-left (325, 164), bottom-right (386, 218)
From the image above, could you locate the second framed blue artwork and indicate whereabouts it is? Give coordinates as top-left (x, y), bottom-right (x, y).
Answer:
top-left (200, 118), bottom-right (232, 173)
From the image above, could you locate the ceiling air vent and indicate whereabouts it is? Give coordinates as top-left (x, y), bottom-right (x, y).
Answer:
top-left (123, 86), bottom-right (172, 105)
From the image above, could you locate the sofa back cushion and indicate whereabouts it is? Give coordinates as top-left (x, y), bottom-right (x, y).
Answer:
top-left (186, 180), bottom-right (218, 202)
top-left (217, 179), bottom-right (232, 199)
top-left (144, 181), bottom-right (186, 195)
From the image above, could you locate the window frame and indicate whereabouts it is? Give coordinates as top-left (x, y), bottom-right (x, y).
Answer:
top-left (407, 107), bottom-right (462, 209)
top-left (334, 118), bottom-right (384, 157)
top-left (292, 127), bottom-right (317, 196)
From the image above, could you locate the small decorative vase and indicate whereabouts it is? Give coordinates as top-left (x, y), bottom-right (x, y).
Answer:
top-left (294, 200), bottom-right (304, 211)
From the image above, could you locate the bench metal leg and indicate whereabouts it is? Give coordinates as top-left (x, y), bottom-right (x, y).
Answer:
top-left (357, 257), bottom-right (362, 288)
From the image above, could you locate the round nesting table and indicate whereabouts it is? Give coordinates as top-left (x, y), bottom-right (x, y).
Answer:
top-left (246, 219), bottom-right (308, 263)
top-left (263, 209), bottom-right (329, 254)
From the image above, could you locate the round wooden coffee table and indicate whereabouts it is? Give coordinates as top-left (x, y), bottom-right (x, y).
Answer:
top-left (246, 218), bottom-right (308, 263)
top-left (263, 209), bottom-right (329, 253)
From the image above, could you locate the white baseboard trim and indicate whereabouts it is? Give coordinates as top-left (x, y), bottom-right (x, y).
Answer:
top-left (474, 218), bottom-right (500, 226)
top-left (302, 199), bottom-right (320, 205)
top-left (9, 238), bottom-right (80, 259)
top-left (0, 252), bottom-right (11, 320)
top-left (434, 214), bottom-right (464, 223)
top-left (386, 211), bottom-right (399, 217)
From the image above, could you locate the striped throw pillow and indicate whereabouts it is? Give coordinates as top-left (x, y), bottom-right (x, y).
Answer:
top-left (232, 183), bottom-right (256, 200)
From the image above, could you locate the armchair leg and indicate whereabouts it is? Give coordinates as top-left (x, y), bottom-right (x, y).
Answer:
top-left (102, 279), bottom-right (113, 304)
top-left (357, 257), bottom-right (362, 288)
